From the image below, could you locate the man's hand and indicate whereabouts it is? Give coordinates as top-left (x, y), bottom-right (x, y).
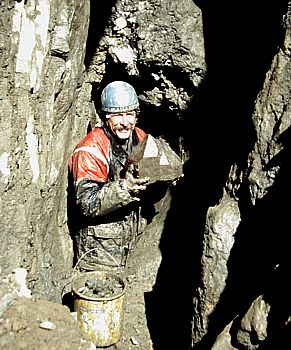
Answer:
top-left (124, 170), bottom-right (150, 195)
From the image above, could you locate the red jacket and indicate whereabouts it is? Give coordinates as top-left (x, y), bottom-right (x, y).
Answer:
top-left (69, 126), bottom-right (146, 184)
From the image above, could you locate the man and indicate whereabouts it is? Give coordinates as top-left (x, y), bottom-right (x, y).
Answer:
top-left (69, 81), bottom-right (150, 272)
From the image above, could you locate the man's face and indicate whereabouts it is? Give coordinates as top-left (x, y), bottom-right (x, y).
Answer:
top-left (106, 111), bottom-right (137, 140)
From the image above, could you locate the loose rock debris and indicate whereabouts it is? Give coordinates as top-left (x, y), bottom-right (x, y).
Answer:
top-left (75, 274), bottom-right (125, 299)
top-left (78, 276), bottom-right (124, 298)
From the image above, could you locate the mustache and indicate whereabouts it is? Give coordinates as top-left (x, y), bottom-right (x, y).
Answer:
top-left (113, 124), bottom-right (134, 131)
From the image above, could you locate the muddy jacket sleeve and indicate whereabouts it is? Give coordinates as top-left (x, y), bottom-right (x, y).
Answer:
top-left (75, 178), bottom-right (139, 218)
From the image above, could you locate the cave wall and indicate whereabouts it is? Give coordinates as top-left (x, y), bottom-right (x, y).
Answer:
top-left (0, 0), bottom-right (90, 301)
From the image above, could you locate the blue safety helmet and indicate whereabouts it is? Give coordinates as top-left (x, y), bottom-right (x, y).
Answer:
top-left (101, 81), bottom-right (139, 113)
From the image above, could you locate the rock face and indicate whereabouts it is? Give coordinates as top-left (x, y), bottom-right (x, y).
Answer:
top-left (0, 0), bottom-right (290, 349)
top-left (0, 0), bottom-right (91, 301)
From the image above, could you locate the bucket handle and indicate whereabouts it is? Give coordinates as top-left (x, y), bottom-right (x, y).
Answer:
top-left (61, 246), bottom-right (123, 299)
top-left (73, 245), bottom-right (123, 275)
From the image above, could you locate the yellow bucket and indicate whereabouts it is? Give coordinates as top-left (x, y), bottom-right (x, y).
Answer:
top-left (72, 270), bottom-right (126, 347)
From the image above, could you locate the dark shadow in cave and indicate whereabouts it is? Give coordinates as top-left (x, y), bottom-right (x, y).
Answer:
top-left (144, 157), bottom-right (210, 350)
top-left (63, 171), bottom-right (80, 312)
top-left (193, 125), bottom-right (291, 350)
top-left (84, 0), bottom-right (116, 68)
top-left (144, 0), bottom-right (288, 349)
top-left (137, 65), bottom-right (196, 149)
